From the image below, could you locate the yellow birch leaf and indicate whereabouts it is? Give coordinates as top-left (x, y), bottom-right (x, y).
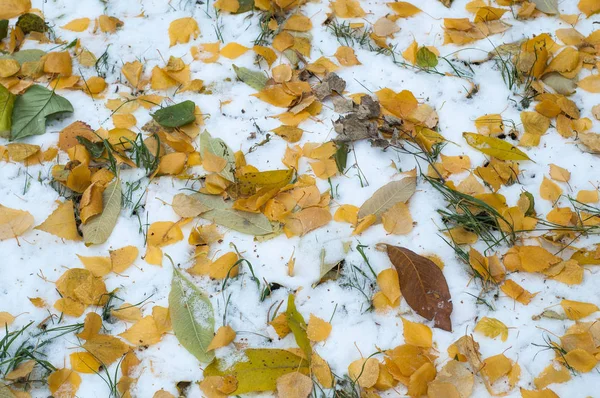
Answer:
top-left (334, 204), bottom-right (359, 225)
top-left (44, 52), bottom-right (72, 76)
top-left (77, 255), bottom-right (111, 277)
top-left (549, 164), bottom-right (570, 182)
top-left (207, 325), bottom-right (236, 350)
top-left (348, 358), bottom-right (379, 387)
top-left (214, 0), bottom-right (240, 13)
top-left (332, 0), bottom-right (366, 18)
top-left (145, 245), bottom-right (163, 266)
top-left (306, 315), bottom-right (332, 342)
top-left (334, 46), bottom-right (361, 66)
top-left (119, 316), bottom-right (162, 346)
top-left (387, 1), bottom-right (421, 17)
top-left (276, 372), bottom-right (313, 398)
top-left (474, 317), bottom-right (508, 341)
top-left (220, 42), bottom-right (249, 59)
top-left (272, 126), bottom-right (303, 142)
top-left (407, 362), bottom-right (436, 397)
top-left (579, 0), bottom-right (600, 17)
top-left (62, 18), bottom-right (90, 32)
top-left (122, 61), bottom-right (143, 88)
top-left (210, 252), bottom-right (239, 279)
top-left (112, 303), bottom-right (142, 322)
top-left (83, 335), bottom-right (130, 365)
top-left (382, 202), bottom-right (413, 235)
top-left (35, 201), bottom-right (81, 241)
top-left (501, 280), bottom-right (536, 305)
top-left (147, 221), bottom-right (184, 247)
top-left (578, 75), bottom-right (600, 93)
top-left (562, 349), bottom-right (597, 372)
top-left (76, 313), bottom-right (102, 340)
top-left (560, 299), bottom-right (599, 320)
top-left (475, 114), bottom-right (503, 135)
top-left (576, 190), bottom-right (598, 203)
top-left (70, 352), bottom-right (102, 373)
top-left (110, 245), bottom-right (139, 273)
top-left (482, 354), bottom-right (512, 384)
top-left (169, 18), bottom-right (200, 46)
top-left (48, 368), bottom-right (81, 398)
top-left (402, 318), bottom-right (432, 348)
top-left (377, 268), bottom-right (400, 303)
top-left (534, 363), bottom-right (571, 389)
top-left (0, 0), bottom-right (31, 19)
top-left (0, 312), bottom-right (15, 327)
top-left (0, 204), bottom-right (33, 241)
top-left (540, 176), bottom-right (562, 202)
top-left (520, 388), bottom-right (560, 398)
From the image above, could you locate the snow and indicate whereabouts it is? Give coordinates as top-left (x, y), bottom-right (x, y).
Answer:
top-left (0, 0), bottom-right (599, 396)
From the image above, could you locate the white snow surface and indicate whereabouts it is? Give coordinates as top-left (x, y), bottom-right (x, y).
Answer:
top-left (0, 0), bottom-right (599, 397)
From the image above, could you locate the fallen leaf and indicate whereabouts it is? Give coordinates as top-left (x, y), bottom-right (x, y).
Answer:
top-left (0, 204), bottom-right (33, 241)
top-left (463, 132), bottom-right (531, 161)
top-left (48, 368), bottom-right (81, 398)
top-left (358, 177), bottom-right (417, 222)
top-left (169, 18), bottom-right (200, 46)
top-left (474, 317), bottom-right (508, 341)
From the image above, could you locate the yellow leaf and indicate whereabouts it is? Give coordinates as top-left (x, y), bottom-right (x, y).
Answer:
top-left (62, 18), bottom-right (90, 32)
top-left (560, 299), bottom-right (599, 320)
top-left (562, 348), bottom-right (597, 372)
top-left (210, 252), bottom-right (239, 279)
top-left (463, 132), bottom-right (531, 161)
top-left (199, 375), bottom-right (238, 397)
top-left (28, 297), bottom-right (46, 308)
top-left (153, 390), bottom-right (176, 398)
top-left (284, 207), bottom-right (332, 237)
top-left (70, 352), bottom-right (102, 373)
top-left (147, 221), bottom-right (184, 247)
top-left (352, 214), bottom-right (376, 235)
top-left (577, 190), bottom-right (598, 203)
top-left (348, 357), bottom-right (379, 387)
top-left (475, 114), bottom-right (503, 135)
top-left (501, 280), bottom-right (536, 305)
top-left (119, 316), bottom-right (162, 346)
top-left (76, 313), bottom-right (102, 340)
top-left (48, 368), bottom-right (81, 398)
top-left (110, 245), bottom-right (139, 273)
top-left (122, 61), bottom-right (143, 88)
top-left (269, 312), bottom-right (290, 338)
top-left (520, 388), bottom-right (560, 398)
top-left (44, 51), bottom-right (72, 76)
top-left (402, 318), bottom-right (432, 348)
top-left (306, 315), bottom-right (332, 342)
top-left (382, 202), bottom-right (413, 235)
top-left (7, 143), bottom-right (40, 161)
top-left (220, 42), bottom-right (249, 59)
top-left (0, 58), bottom-right (20, 77)
top-left (83, 335), bottom-right (130, 365)
top-left (214, 0), bottom-right (240, 12)
top-left (0, 0), bottom-right (30, 19)
top-left (98, 15), bottom-right (123, 33)
top-left (407, 362), bottom-right (436, 397)
top-left (540, 176), bottom-right (562, 202)
top-left (310, 158), bottom-right (337, 179)
top-left (333, 204), bottom-right (359, 225)
top-left (5, 360), bottom-right (36, 380)
top-left (474, 317), bottom-right (509, 341)
top-left (482, 353), bottom-right (512, 384)
top-left (254, 85), bottom-right (296, 108)
top-left (283, 14), bottom-right (313, 31)
top-left (334, 46), bottom-right (361, 66)
top-left (275, 373), bottom-right (313, 398)
top-left (579, 0), bottom-right (600, 17)
top-left (80, 183), bottom-right (104, 224)
top-left (253, 45), bottom-right (277, 66)
top-left (387, 1), bottom-right (421, 17)
top-left (272, 126), bottom-right (303, 142)
top-left (207, 325), bottom-right (236, 350)
top-left (169, 17), bottom-right (200, 46)
top-left (377, 268), bottom-right (400, 303)
top-left (145, 245), bottom-right (163, 266)
top-left (331, 0), bottom-right (365, 18)
top-left (534, 363), bottom-right (571, 389)
top-left (0, 204), bottom-right (33, 241)
top-left (549, 164), bottom-right (570, 182)
top-left (578, 75), bottom-right (600, 93)
top-left (35, 200), bottom-right (81, 241)
top-left (77, 254), bottom-right (111, 277)
top-left (112, 303), bottom-right (142, 322)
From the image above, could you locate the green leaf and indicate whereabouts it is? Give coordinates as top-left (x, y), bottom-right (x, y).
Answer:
top-left (532, 0), bottom-right (558, 14)
top-left (334, 142), bottom-right (348, 173)
top-left (416, 47), bottom-right (438, 68)
top-left (76, 136), bottom-right (104, 158)
top-left (0, 85), bottom-right (15, 139)
top-left (463, 132), bottom-right (531, 161)
top-left (16, 13), bottom-right (46, 34)
top-left (233, 65), bottom-right (268, 91)
top-left (234, 0), bottom-right (255, 13)
top-left (204, 349), bottom-right (309, 394)
top-left (10, 85), bottom-right (73, 141)
top-left (82, 179), bottom-right (122, 245)
top-left (152, 100), bottom-right (196, 128)
top-left (358, 176), bottom-right (417, 222)
top-left (169, 267), bottom-right (215, 363)
top-left (0, 20), bottom-right (8, 41)
top-left (191, 193), bottom-right (274, 236)
top-left (200, 130), bottom-right (236, 182)
top-left (12, 49), bottom-right (46, 65)
top-left (286, 294), bottom-right (311, 362)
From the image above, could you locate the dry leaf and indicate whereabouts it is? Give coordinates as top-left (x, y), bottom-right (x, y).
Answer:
top-left (0, 204), bottom-right (33, 241)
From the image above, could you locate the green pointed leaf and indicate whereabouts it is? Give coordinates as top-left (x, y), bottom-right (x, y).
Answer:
top-left (463, 132), bottom-right (531, 161)
top-left (169, 267), bottom-right (215, 363)
top-left (233, 65), bottom-right (268, 91)
top-left (234, 0), bottom-right (255, 13)
top-left (191, 193), bottom-right (274, 236)
top-left (0, 85), bottom-right (15, 139)
top-left (204, 348), bottom-right (309, 394)
top-left (82, 179), bottom-right (122, 245)
top-left (10, 85), bottom-right (73, 141)
top-left (12, 49), bottom-right (46, 65)
top-left (286, 294), bottom-right (311, 362)
top-left (416, 47), bottom-right (438, 68)
top-left (199, 131), bottom-right (236, 182)
top-left (0, 20), bottom-right (8, 41)
top-left (152, 100), bottom-right (196, 128)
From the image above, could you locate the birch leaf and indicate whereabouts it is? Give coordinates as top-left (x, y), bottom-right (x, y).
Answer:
top-left (0, 385), bottom-right (16, 398)
top-left (357, 176), bottom-right (417, 222)
top-left (233, 65), bottom-right (267, 91)
top-left (204, 349), bottom-right (309, 394)
top-left (169, 267), bottom-right (215, 363)
top-left (0, 204), bottom-right (33, 240)
top-left (474, 317), bottom-right (509, 341)
top-left (463, 132), bottom-right (531, 161)
top-left (200, 131), bottom-right (236, 182)
top-left (82, 179), bottom-right (121, 245)
top-left (191, 193), bottom-right (274, 235)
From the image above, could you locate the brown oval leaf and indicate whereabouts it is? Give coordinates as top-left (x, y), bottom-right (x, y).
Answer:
top-left (384, 244), bottom-right (453, 331)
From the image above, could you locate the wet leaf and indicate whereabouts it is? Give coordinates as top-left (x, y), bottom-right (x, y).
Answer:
top-left (384, 244), bottom-right (453, 331)
top-left (169, 267), bottom-right (215, 363)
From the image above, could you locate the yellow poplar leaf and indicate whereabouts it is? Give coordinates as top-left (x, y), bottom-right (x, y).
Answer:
top-left (253, 45), bottom-right (277, 66)
top-left (520, 388), bottom-right (560, 398)
top-left (560, 299), bottom-right (599, 320)
top-left (77, 255), bottom-right (111, 277)
top-left (0, 312), bottom-right (15, 327)
top-left (475, 114), bottom-right (503, 135)
top-left (474, 317), bottom-right (508, 341)
top-left (334, 204), bottom-right (359, 225)
top-left (382, 202), bottom-right (413, 235)
top-left (35, 201), bottom-right (81, 241)
top-left (145, 245), bottom-right (163, 266)
top-left (348, 357), bottom-right (379, 387)
top-left (387, 1), bottom-right (421, 17)
top-left (310, 158), bottom-right (337, 179)
top-left (407, 362), bottom-right (436, 397)
top-left (549, 164), bottom-right (570, 182)
top-left (207, 325), bottom-right (236, 350)
top-left (283, 14), bottom-right (313, 31)
top-left (110, 245), bottom-right (139, 273)
top-left (377, 268), bottom-right (400, 303)
top-left (579, 0), bottom-right (600, 17)
top-left (122, 61), bottom-right (143, 88)
top-left (402, 318), bottom-right (432, 348)
top-left (80, 183), bottom-right (104, 224)
top-left (276, 372), bottom-right (313, 398)
top-left (44, 51), bottom-right (72, 76)
top-left (62, 18), bottom-right (90, 32)
top-left (214, 0), bottom-right (240, 13)
top-left (0, 0), bottom-right (31, 19)
top-left (540, 176), bottom-right (562, 202)
top-left (269, 312), bottom-right (291, 338)
top-left (76, 313), bottom-right (102, 340)
top-left (578, 75), bottom-right (600, 93)
top-left (332, 0), bottom-right (366, 18)
top-left (169, 18), bottom-right (200, 46)
top-left (534, 363), bottom-right (571, 389)
top-left (98, 15), bottom-right (123, 33)
top-left (501, 280), bottom-right (536, 305)
top-left (48, 368), bottom-right (81, 398)
top-left (70, 352), bottom-right (102, 373)
top-left (0, 59), bottom-right (20, 77)
top-left (83, 335), bottom-right (130, 365)
top-left (306, 315), bottom-right (332, 342)
top-left (272, 126), bottom-right (303, 142)
top-left (7, 143), bottom-right (40, 161)
top-left (220, 42), bottom-right (249, 59)
top-left (563, 349), bottom-right (597, 372)
top-left (112, 303), bottom-right (142, 322)
top-left (482, 354), bottom-right (512, 384)
top-left (402, 40), bottom-right (418, 65)
top-left (5, 360), bottom-right (35, 380)
top-left (119, 316), bottom-right (162, 346)
top-left (334, 46), bottom-right (360, 66)
top-left (210, 252), bottom-right (239, 279)
top-left (147, 221), bottom-right (184, 247)
top-left (0, 204), bottom-right (33, 241)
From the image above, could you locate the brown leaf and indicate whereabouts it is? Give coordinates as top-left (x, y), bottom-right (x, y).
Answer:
top-left (384, 245), bottom-right (453, 331)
